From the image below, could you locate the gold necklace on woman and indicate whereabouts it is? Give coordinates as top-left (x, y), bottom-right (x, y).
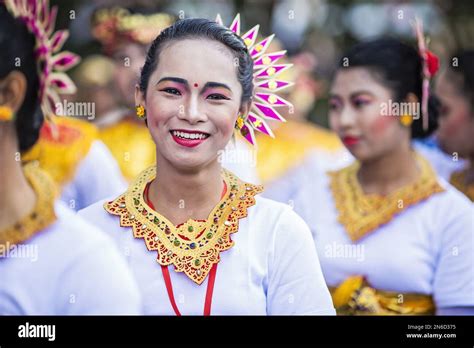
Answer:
top-left (105, 166), bottom-right (263, 285)
top-left (450, 169), bottom-right (474, 202)
top-left (329, 153), bottom-right (444, 241)
top-left (0, 162), bottom-right (57, 249)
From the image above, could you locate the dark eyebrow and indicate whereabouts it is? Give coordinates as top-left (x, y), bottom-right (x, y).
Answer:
top-left (156, 77), bottom-right (232, 94)
top-left (203, 82), bottom-right (231, 91)
top-left (329, 91), bottom-right (375, 99)
top-left (156, 77), bottom-right (188, 85)
top-left (350, 91), bottom-right (375, 98)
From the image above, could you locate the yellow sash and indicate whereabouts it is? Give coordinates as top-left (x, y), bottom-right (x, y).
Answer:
top-left (330, 276), bottom-right (435, 315)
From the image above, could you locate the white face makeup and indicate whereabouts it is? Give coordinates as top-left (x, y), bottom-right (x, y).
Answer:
top-left (137, 38), bottom-right (247, 172)
top-left (329, 68), bottom-right (410, 162)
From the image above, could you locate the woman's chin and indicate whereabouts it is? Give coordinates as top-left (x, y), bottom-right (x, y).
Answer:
top-left (156, 136), bottom-right (224, 172)
top-left (348, 147), bottom-right (372, 163)
top-left (167, 152), bottom-right (216, 172)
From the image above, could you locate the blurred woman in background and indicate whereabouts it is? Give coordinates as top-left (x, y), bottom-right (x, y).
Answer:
top-left (292, 38), bottom-right (473, 315)
top-left (434, 50), bottom-right (474, 202)
top-left (0, 0), bottom-right (140, 314)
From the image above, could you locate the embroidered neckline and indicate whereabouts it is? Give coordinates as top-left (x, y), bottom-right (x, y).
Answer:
top-left (329, 153), bottom-right (444, 241)
top-left (0, 162), bottom-right (57, 249)
top-left (450, 169), bottom-right (474, 202)
top-left (105, 166), bottom-right (263, 285)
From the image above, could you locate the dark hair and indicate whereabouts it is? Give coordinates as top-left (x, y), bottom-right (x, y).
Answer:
top-left (139, 18), bottom-right (254, 104)
top-left (448, 50), bottom-right (474, 112)
top-left (337, 38), bottom-right (439, 139)
top-left (0, 5), bottom-right (43, 152)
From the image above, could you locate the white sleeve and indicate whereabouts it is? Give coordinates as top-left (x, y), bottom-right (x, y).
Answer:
top-left (263, 152), bottom-right (329, 207)
top-left (433, 204), bottom-right (474, 309)
top-left (266, 207), bottom-right (335, 315)
top-left (54, 233), bottom-right (142, 315)
top-left (69, 140), bottom-right (127, 210)
top-left (263, 164), bottom-right (307, 205)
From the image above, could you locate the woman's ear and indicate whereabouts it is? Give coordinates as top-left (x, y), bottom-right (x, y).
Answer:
top-left (135, 84), bottom-right (146, 107)
top-left (405, 93), bottom-right (419, 107)
top-left (238, 99), bottom-right (252, 120)
top-left (0, 71), bottom-right (27, 114)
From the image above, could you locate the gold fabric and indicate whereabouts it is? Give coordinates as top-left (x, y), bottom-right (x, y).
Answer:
top-left (0, 162), bottom-right (57, 249)
top-left (449, 169), bottom-right (474, 202)
top-left (330, 275), bottom-right (435, 315)
top-left (22, 116), bottom-right (98, 188)
top-left (105, 166), bottom-right (263, 285)
top-left (99, 120), bottom-right (156, 182)
top-left (329, 153), bottom-right (444, 241)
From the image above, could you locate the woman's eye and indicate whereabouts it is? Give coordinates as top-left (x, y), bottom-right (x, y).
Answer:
top-left (353, 98), bottom-right (369, 108)
top-left (162, 88), bottom-right (181, 96)
top-left (207, 94), bottom-right (229, 100)
top-left (329, 101), bottom-right (340, 111)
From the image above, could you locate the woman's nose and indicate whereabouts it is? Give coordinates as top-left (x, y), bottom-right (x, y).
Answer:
top-left (178, 95), bottom-right (207, 124)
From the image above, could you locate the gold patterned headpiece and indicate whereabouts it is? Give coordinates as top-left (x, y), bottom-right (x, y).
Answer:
top-left (92, 7), bottom-right (174, 55)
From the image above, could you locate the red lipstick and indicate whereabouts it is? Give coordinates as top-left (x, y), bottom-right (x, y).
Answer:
top-left (170, 129), bottom-right (210, 148)
top-left (342, 135), bottom-right (360, 147)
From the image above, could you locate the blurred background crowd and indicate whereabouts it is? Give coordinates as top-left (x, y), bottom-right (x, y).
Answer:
top-left (57, 0), bottom-right (474, 128)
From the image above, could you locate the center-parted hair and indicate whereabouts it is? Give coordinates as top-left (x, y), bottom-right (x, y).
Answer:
top-left (139, 18), bottom-right (254, 104)
top-left (337, 38), bottom-right (439, 139)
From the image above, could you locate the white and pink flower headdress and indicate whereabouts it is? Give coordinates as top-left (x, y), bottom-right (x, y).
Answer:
top-left (216, 14), bottom-right (294, 146)
top-left (3, 0), bottom-right (80, 120)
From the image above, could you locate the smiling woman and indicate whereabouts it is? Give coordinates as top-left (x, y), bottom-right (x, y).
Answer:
top-left (79, 16), bottom-right (335, 315)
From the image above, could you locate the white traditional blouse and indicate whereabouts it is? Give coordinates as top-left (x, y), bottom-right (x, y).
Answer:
top-left (291, 152), bottom-right (474, 314)
top-left (0, 164), bottom-right (140, 315)
top-left (61, 140), bottom-right (127, 211)
top-left (78, 167), bottom-right (336, 315)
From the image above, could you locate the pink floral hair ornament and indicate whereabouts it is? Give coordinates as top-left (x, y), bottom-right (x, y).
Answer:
top-left (216, 14), bottom-right (294, 146)
top-left (3, 0), bottom-right (80, 120)
top-left (413, 17), bottom-right (440, 131)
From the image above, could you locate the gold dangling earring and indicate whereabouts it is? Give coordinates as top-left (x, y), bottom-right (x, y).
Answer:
top-left (136, 105), bottom-right (146, 119)
top-left (235, 114), bottom-right (245, 130)
top-left (0, 106), bottom-right (14, 122)
top-left (400, 114), bottom-right (413, 127)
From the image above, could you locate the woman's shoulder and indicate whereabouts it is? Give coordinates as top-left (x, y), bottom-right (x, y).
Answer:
top-left (413, 140), bottom-right (467, 180)
top-left (250, 195), bottom-right (313, 242)
top-left (22, 201), bottom-right (141, 314)
top-left (40, 201), bottom-right (120, 254)
top-left (77, 196), bottom-right (122, 235)
top-left (252, 195), bottom-right (301, 221)
top-left (407, 176), bottom-right (473, 250)
top-left (429, 176), bottom-right (472, 214)
top-left (11, 200), bottom-right (128, 280)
